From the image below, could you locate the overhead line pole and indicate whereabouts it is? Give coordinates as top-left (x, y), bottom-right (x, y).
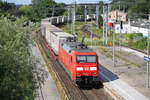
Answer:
top-left (113, 25), bottom-right (115, 69)
top-left (96, 4), bottom-right (100, 29)
top-left (90, 7), bottom-right (93, 49)
top-left (146, 14), bottom-right (150, 88)
top-left (52, 6), bottom-right (55, 17)
top-left (84, 5), bottom-right (87, 23)
top-left (72, 1), bottom-right (76, 35)
top-left (105, 4), bottom-right (108, 45)
top-left (103, 5), bottom-right (105, 46)
top-left (67, 6), bottom-right (71, 33)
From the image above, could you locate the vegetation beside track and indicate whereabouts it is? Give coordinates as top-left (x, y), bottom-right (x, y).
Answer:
top-left (35, 32), bottom-right (87, 100)
top-left (0, 17), bottom-right (40, 99)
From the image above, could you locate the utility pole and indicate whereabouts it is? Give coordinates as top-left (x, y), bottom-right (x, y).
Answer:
top-left (105, 4), bottom-right (109, 45)
top-left (90, 24), bottom-right (93, 48)
top-left (72, 1), bottom-right (76, 35)
top-left (96, 4), bottom-right (100, 29)
top-left (112, 26), bottom-right (115, 68)
top-left (67, 6), bottom-right (71, 33)
top-left (84, 5), bottom-right (87, 22)
top-left (103, 5), bottom-right (105, 46)
top-left (90, 8), bottom-right (93, 48)
top-left (119, 1), bottom-right (121, 11)
top-left (52, 6), bottom-right (55, 17)
top-left (146, 14), bottom-right (150, 88)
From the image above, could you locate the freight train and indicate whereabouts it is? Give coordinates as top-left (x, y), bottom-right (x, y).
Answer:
top-left (41, 14), bottom-right (96, 25)
top-left (41, 15), bottom-right (100, 85)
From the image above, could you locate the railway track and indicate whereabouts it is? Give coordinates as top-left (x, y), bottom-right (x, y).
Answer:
top-left (81, 24), bottom-right (100, 38)
top-left (123, 46), bottom-right (148, 54)
top-left (36, 33), bottom-right (114, 100)
top-left (39, 38), bottom-right (87, 100)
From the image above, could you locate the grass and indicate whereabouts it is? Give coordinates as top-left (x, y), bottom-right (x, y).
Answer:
top-left (98, 46), bottom-right (141, 67)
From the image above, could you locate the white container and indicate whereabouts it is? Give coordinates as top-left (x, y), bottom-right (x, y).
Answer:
top-left (49, 31), bottom-right (74, 54)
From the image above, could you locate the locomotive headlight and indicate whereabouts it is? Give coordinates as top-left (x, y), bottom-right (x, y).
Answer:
top-left (90, 67), bottom-right (97, 71)
top-left (76, 67), bottom-right (83, 71)
top-left (92, 72), bottom-right (97, 75)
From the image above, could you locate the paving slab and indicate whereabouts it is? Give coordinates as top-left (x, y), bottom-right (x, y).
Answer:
top-left (100, 66), bottom-right (149, 100)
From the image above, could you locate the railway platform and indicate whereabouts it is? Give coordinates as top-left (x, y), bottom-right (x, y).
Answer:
top-left (31, 44), bottom-right (60, 100)
top-left (100, 66), bottom-right (149, 100)
top-left (93, 46), bottom-right (150, 100)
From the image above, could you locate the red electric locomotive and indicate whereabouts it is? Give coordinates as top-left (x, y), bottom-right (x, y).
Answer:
top-left (58, 38), bottom-right (100, 84)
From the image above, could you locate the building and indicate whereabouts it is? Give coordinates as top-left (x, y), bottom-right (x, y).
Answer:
top-left (102, 10), bottom-right (128, 22)
top-left (114, 22), bottom-right (130, 33)
top-left (114, 20), bottom-right (150, 37)
top-left (109, 10), bottom-right (128, 22)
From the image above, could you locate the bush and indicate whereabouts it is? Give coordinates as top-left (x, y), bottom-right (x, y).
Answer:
top-left (0, 17), bottom-right (37, 100)
top-left (123, 33), bottom-right (147, 50)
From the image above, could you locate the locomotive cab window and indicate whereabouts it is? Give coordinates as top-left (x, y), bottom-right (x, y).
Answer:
top-left (87, 55), bottom-right (96, 63)
top-left (76, 56), bottom-right (86, 63)
top-left (76, 55), bottom-right (96, 63)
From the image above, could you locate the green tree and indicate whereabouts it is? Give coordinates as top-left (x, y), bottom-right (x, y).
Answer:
top-left (111, 0), bottom-right (137, 12)
top-left (98, 15), bottom-right (103, 28)
top-left (111, 0), bottom-right (150, 18)
top-left (32, 0), bottom-right (56, 20)
top-left (19, 5), bottom-right (33, 20)
top-left (54, 3), bottom-right (66, 16)
top-left (128, 0), bottom-right (150, 18)
top-left (0, 1), bottom-right (21, 17)
top-left (0, 17), bottom-right (38, 100)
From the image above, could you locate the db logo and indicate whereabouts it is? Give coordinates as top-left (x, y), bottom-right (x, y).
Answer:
top-left (84, 67), bottom-right (89, 70)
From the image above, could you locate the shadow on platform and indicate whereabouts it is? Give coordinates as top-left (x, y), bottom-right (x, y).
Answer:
top-left (100, 64), bottom-right (119, 83)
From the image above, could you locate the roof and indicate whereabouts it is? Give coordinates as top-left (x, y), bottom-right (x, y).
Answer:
top-left (62, 42), bottom-right (93, 53)
top-left (114, 22), bottom-right (128, 24)
top-left (131, 21), bottom-right (150, 29)
top-left (114, 21), bottom-right (150, 29)
top-left (41, 24), bottom-right (63, 32)
top-left (51, 32), bottom-right (74, 37)
top-left (48, 25), bottom-right (63, 32)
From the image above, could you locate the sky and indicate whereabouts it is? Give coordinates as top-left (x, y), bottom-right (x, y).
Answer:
top-left (5, 0), bottom-right (109, 5)
top-left (5, 0), bottom-right (31, 5)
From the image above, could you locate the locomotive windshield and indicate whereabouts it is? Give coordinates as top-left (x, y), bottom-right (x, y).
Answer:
top-left (76, 55), bottom-right (96, 63)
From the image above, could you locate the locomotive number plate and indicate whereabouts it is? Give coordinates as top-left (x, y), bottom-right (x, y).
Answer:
top-left (84, 67), bottom-right (89, 71)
